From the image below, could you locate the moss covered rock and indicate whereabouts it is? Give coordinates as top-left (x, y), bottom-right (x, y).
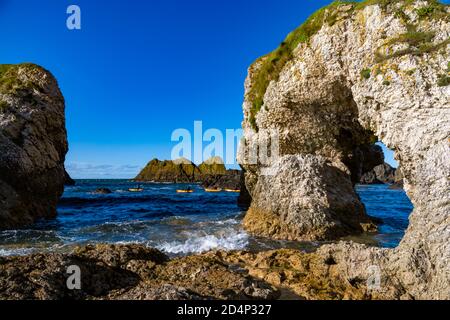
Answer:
top-left (135, 157), bottom-right (228, 182)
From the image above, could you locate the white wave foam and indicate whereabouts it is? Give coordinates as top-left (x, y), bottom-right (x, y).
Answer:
top-left (0, 243), bottom-right (72, 257)
top-left (0, 247), bottom-right (36, 257)
top-left (157, 229), bottom-right (249, 255)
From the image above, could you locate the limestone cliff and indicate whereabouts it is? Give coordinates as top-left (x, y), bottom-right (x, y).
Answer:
top-left (238, 0), bottom-right (449, 298)
top-left (0, 63), bottom-right (68, 228)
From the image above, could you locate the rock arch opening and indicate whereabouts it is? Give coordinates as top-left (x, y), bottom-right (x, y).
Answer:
top-left (355, 141), bottom-right (413, 248)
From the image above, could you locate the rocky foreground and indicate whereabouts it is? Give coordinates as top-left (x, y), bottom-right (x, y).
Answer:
top-left (0, 243), bottom-right (400, 300)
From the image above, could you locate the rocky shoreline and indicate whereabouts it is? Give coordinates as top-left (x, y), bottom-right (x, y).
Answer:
top-left (0, 244), bottom-right (279, 300)
top-left (0, 243), bottom-right (395, 300)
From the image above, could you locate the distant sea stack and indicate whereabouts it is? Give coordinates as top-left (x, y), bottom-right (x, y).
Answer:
top-left (197, 156), bottom-right (227, 175)
top-left (360, 163), bottom-right (397, 184)
top-left (135, 156), bottom-right (229, 183)
top-left (134, 158), bottom-right (200, 183)
top-left (0, 63), bottom-right (69, 229)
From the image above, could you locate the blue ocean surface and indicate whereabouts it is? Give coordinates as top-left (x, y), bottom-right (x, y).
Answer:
top-left (0, 180), bottom-right (413, 256)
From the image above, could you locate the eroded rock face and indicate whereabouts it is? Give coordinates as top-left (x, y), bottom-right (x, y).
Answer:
top-left (0, 64), bottom-right (68, 228)
top-left (238, 0), bottom-right (449, 299)
top-left (243, 155), bottom-right (376, 241)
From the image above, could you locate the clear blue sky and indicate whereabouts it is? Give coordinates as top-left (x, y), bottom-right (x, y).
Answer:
top-left (2, 0), bottom-right (438, 177)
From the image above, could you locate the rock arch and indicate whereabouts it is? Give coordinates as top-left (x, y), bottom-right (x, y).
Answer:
top-left (238, 1), bottom-right (449, 298)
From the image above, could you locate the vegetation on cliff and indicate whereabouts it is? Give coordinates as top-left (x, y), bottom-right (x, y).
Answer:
top-left (247, 0), bottom-right (449, 130)
top-left (197, 156), bottom-right (227, 175)
top-left (0, 63), bottom-right (46, 96)
top-left (135, 157), bottom-right (228, 182)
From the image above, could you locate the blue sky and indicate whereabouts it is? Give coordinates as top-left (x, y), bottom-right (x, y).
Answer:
top-left (0, 0), bottom-right (434, 177)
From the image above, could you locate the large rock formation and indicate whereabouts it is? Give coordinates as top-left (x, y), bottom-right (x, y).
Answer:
top-left (0, 63), bottom-right (68, 229)
top-left (135, 158), bottom-right (201, 182)
top-left (243, 155), bottom-right (377, 241)
top-left (135, 156), bottom-right (228, 183)
top-left (238, 0), bottom-right (449, 298)
top-left (360, 162), bottom-right (397, 184)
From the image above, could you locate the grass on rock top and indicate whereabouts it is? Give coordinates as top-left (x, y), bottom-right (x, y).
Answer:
top-left (0, 63), bottom-right (44, 95)
top-left (247, 0), bottom-right (449, 131)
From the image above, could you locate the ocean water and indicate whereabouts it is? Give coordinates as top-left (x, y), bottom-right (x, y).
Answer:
top-left (0, 180), bottom-right (413, 257)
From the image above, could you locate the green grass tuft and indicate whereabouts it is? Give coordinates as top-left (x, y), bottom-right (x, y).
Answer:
top-left (415, 1), bottom-right (449, 20)
top-left (361, 68), bottom-right (372, 79)
top-left (382, 80), bottom-right (391, 85)
top-left (437, 74), bottom-right (450, 86)
top-left (386, 31), bottom-right (436, 46)
top-left (0, 100), bottom-right (9, 111)
top-left (376, 34), bottom-right (449, 62)
top-left (437, 62), bottom-right (450, 86)
top-left (0, 63), bottom-right (44, 96)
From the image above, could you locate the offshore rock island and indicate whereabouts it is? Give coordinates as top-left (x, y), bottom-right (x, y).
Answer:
top-left (0, 0), bottom-right (449, 300)
top-left (134, 156), bottom-right (242, 190)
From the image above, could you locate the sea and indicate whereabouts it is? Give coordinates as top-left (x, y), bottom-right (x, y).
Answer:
top-left (0, 180), bottom-right (413, 257)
